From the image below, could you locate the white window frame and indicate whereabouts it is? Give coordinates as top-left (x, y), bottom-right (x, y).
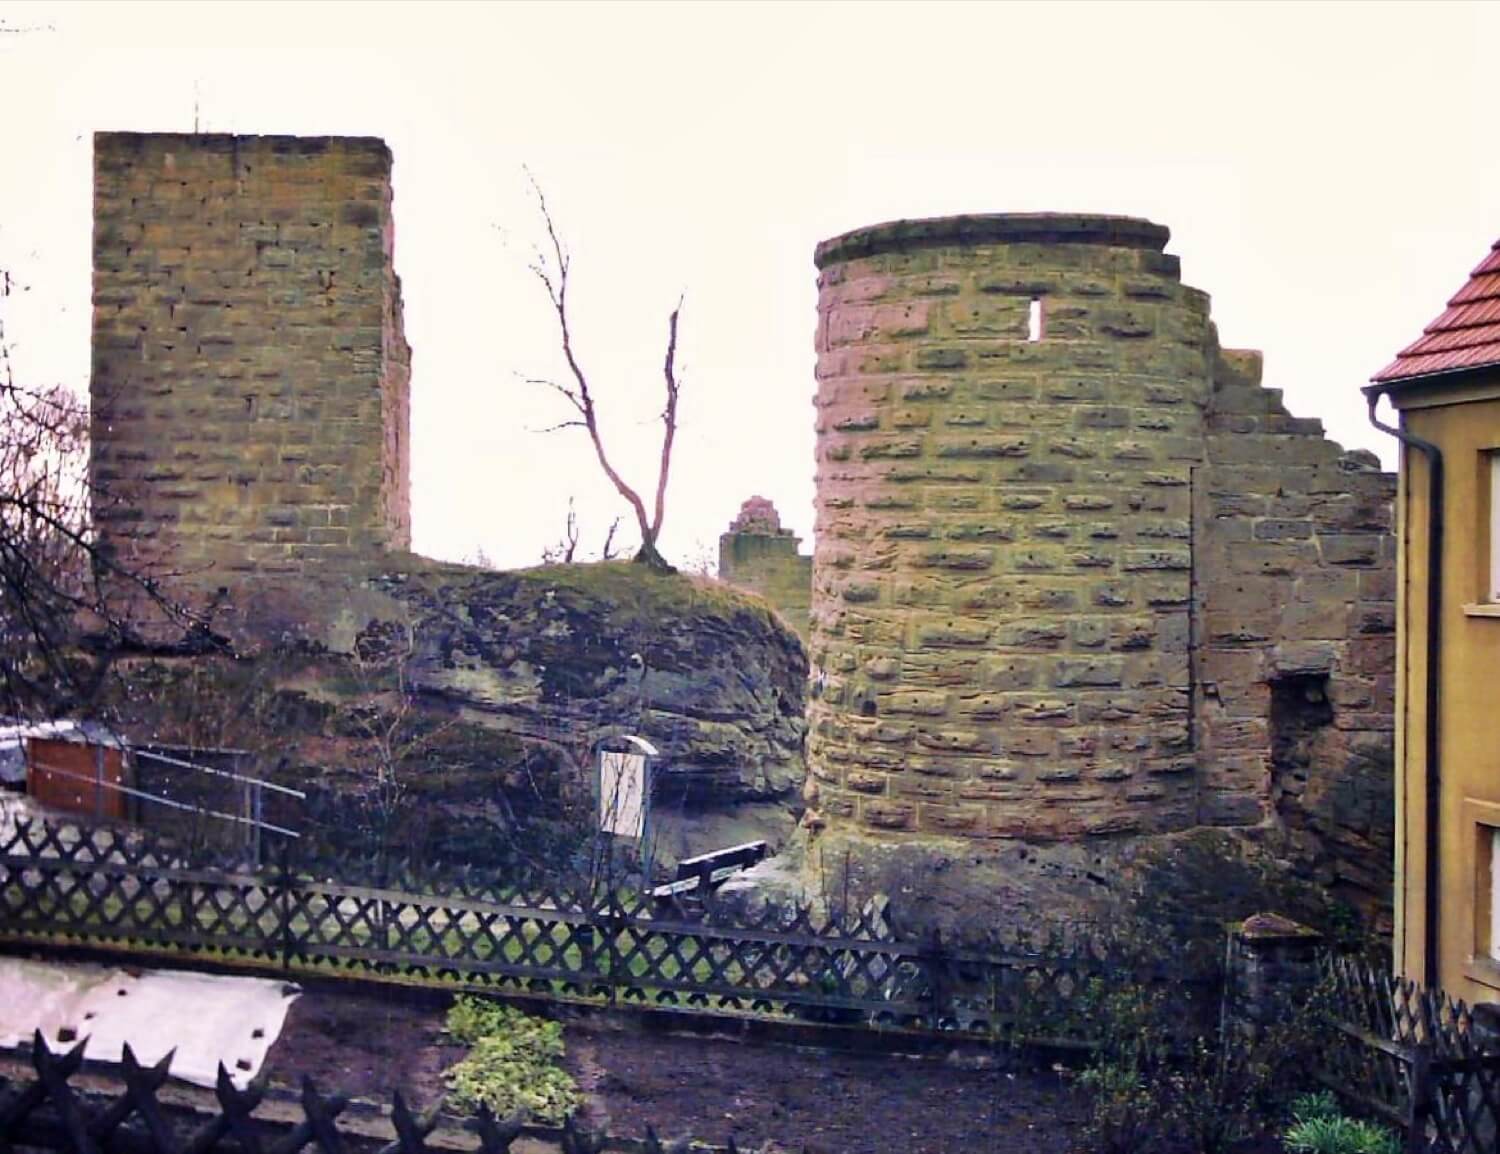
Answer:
top-left (1490, 453), bottom-right (1500, 604)
top-left (1492, 826), bottom-right (1500, 964)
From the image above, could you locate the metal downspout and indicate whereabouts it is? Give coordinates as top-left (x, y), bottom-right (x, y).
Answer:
top-left (1366, 388), bottom-right (1444, 986)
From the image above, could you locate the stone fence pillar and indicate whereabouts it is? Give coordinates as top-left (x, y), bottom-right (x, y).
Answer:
top-left (1226, 912), bottom-right (1323, 1039)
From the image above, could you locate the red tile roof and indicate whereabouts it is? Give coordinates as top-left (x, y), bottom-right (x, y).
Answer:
top-left (1372, 237), bottom-right (1500, 383)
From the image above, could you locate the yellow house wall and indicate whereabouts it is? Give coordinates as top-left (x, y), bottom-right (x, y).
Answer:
top-left (1394, 380), bottom-right (1500, 1002)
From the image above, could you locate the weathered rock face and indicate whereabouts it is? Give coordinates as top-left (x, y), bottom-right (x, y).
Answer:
top-left (102, 559), bottom-right (808, 869)
top-left (376, 561), bottom-right (808, 807)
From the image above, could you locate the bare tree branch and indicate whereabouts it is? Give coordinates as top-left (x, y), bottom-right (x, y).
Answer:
top-left (651, 298), bottom-right (683, 539)
top-left (534, 419), bottom-right (589, 434)
top-left (521, 174), bottom-right (682, 572)
top-left (0, 265), bottom-right (223, 719)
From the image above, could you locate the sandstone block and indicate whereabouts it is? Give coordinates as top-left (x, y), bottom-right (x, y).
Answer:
top-left (861, 800), bottom-right (916, 830)
top-left (1053, 658), bottom-right (1125, 688)
top-left (1320, 534), bottom-right (1382, 567)
top-left (934, 435), bottom-right (1031, 458)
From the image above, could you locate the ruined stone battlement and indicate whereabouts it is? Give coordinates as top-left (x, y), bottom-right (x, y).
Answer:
top-left (90, 132), bottom-right (410, 595)
top-left (805, 213), bottom-right (1395, 879)
top-left (814, 213), bottom-right (1172, 267)
top-left (718, 497), bottom-right (812, 640)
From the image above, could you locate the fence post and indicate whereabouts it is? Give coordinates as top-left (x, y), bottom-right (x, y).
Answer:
top-left (275, 839), bottom-right (294, 972)
top-left (921, 926), bottom-right (948, 1029)
top-left (1224, 912), bottom-right (1322, 1043)
top-left (602, 889), bottom-right (621, 1008)
top-left (1466, 1004), bottom-right (1500, 1153)
top-left (1405, 1044), bottom-right (1432, 1154)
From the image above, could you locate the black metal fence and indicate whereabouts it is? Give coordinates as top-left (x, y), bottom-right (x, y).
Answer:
top-left (1318, 952), bottom-right (1500, 1154)
top-left (0, 814), bottom-right (1116, 1045)
top-left (0, 1033), bottom-right (748, 1154)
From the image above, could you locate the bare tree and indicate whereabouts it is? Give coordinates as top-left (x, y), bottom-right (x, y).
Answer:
top-left (523, 180), bottom-right (683, 572)
top-left (338, 622), bottom-right (453, 861)
top-left (600, 515), bottom-right (622, 561)
top-left (540, 497), bottom-right (625, 566)
top-left (541, 496), bottom-right (582, 565)
top-left (0, 365), bottom-right (91, 711)
top-left (0, 265), bottom-right (213, 718)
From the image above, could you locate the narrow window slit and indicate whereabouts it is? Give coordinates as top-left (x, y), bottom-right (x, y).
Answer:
top-left (1027, 297), bottom-right (1044, 342)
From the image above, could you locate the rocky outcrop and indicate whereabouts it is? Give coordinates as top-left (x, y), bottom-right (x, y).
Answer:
top-left (377, 561), bottom-right (808, 807)
top-left (103, 560), bottom-right (808, 870)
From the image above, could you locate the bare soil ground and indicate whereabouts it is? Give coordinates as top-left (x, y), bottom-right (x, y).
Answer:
top-left (266, 988), bottom-right (1091, 1153)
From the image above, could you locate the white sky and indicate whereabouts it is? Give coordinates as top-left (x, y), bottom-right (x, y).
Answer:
top-left (1, 1), bottom-right (1496, 570)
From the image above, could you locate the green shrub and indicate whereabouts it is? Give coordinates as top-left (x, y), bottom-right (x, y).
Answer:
top-left (1283, 1113), bottom-right (1400, 1154)
top-left (442, 996), bottom-right (578, 1123)
top-left (1077, 1059), bottom-right (1158, 1154)
top-left (1289, 1091), bottom-right (1342, 1125)
top-left (1071, 929), bottom-right (1328, 1154)
top-left (1074, 980), bottom-right (1175, 1153)
top-left (1281, 1088), bottom-right (1400, 1153)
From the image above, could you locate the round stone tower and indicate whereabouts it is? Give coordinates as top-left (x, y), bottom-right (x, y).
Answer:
top-left (807, 214), bottom-right (1215, 849)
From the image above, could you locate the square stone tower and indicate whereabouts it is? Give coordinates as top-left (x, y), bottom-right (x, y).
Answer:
top-left (90, 132), bottom-right (410, 594)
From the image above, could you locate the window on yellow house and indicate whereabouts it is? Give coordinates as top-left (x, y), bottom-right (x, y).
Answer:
top-left (1492, 826), bottom-right (1500, 963)
top-left (1490, 453), bottom-right (1500, 604)
top-left (1475, 820), bottom-right (1500, 964)
top-left (1465, 802), bottom-right (1500, 984)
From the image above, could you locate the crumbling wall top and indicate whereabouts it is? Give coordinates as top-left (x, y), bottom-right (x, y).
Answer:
top-left (95, 131), bottom-right (391, 160)
top-left (814, 213), bottom-right (1172, 269)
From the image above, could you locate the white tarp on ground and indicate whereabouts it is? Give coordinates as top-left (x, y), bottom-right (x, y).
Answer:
top-left (0, 957), bottom-right (299, 1089)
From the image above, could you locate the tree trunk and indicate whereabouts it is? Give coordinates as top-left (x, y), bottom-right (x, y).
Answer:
top-left (633, 539), bottom-right (675, 573)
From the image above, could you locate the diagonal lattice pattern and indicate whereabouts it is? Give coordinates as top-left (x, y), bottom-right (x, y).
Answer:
top-left (1319, 952), bottom-right (1500, 1153)
top-left (2, 814), bottom-right (1128, 1042)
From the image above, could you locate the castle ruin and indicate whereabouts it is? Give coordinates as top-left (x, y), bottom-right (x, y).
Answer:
top-left (717, 497), bottom-right (812, 640)
top-left (800, 214), bottom-right (1396, 924)
top-left (85, 134), bottom-right (1397, 928)
top-left (90, 132), bottom-right (410, 629)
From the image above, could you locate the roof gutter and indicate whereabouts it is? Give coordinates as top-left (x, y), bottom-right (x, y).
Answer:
top-left (1365, 385), bottom-right (1443, 987)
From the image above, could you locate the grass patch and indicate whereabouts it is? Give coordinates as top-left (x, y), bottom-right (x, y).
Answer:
top-left (1282, 1092), bottom-right (1400, 1154)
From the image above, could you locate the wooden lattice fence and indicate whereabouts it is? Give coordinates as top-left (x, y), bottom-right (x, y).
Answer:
top-left (1318, 952), bottom-right (1500, 1154)
top-left (0, 815), bottom-right (1120, 1045)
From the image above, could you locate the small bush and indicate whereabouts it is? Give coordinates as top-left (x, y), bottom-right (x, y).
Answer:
top-left (442, 996), bottom-right (578, 1123)
top-left (1281, 1090), bottom-right (1399, 1154)
top-left (1077, 1059), bottom-right (1158, 1154)
top-left (1289, 1092), bottom-right (1342, 1125)
top-left (1283, 1113), bottom-right (1400, 1154)
top-left (1071, 925), bottom-right (1328, 1154)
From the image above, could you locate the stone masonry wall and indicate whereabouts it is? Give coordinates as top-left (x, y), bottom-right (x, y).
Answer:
top-left (804, 214), bottom-right (1396, 874)
top-left (807, 216), bottom-right (1211, 841)
top-left (718, 497), bottom-right (813, 640)
top-left (90, 133), bottom-right (410, 606)
top-left (1195, 348), bottom-right (1396, 910)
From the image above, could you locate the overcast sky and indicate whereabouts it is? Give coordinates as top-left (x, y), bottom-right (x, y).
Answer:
top-left (2, 1), bottom-right (1496, 570)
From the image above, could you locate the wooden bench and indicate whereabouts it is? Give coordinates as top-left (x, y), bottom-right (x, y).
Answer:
top-left (649, 840), bottom-right (768, 900)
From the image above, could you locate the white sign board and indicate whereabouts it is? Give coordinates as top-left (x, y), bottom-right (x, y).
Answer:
top-left (599, 750), bottom-right (647, 838)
